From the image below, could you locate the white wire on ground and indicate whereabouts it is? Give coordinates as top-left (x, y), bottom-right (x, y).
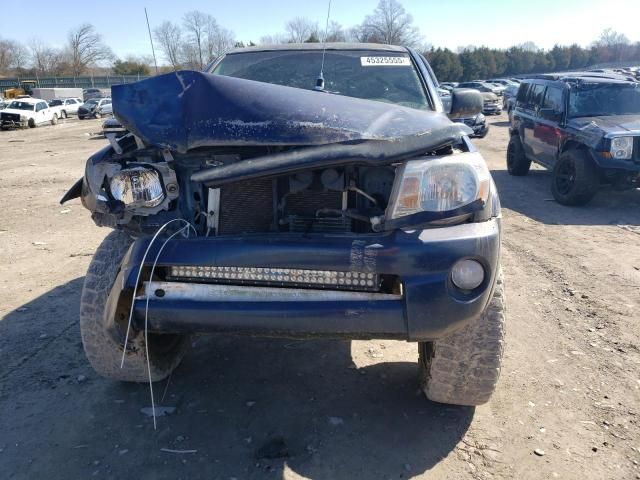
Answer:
top-left (119, 218), bottom-right (197, 430)
top-left (144, 224), bottom-right (193, 430)
top-left (120, 218), bottom-right (197, 368)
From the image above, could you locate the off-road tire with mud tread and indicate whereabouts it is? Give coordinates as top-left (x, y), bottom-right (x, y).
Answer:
top-left (550, 149), bottom-right (600, 206)
top-left (506, 134), bottom-right (531, 176)
top-left (419, 270), bottom-right (505, 406)
top-left (80, 230), bottom-right (188, 382)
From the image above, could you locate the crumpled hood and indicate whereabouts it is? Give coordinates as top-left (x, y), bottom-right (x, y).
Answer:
top-left (568, 115), bottom-right (640, 138)
top-left (112, 70), bottom-right (470, 154)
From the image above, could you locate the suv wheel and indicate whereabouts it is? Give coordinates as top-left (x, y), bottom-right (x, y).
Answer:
top-left (551, 149), bottom-right (600, 206)
top-left (80, 230), bottom-right (189, 382)
top-left (506, 135), bottom-right (531, 175)
top-left (28, 118), bottom-right (36, 128)
top-left (419, 270), bottom-right (505, 406)
top-left (51, 114), bottom-right (58, 125)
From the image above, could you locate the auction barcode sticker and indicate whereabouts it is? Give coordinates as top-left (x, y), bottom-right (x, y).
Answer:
top-left (360, 56), bottom-right (411, 66)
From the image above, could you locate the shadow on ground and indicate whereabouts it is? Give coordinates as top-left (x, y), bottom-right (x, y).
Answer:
top-left (492, 168), bottom-right (640, 227)
top-left (1, 278), bottom-right (473, 479)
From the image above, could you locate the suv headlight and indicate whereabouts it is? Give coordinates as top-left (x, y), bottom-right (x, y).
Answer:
top-left (610, 136), bottom-right (633, 160)
top-left (387, 152), bottom-right (491, 219)
top-left (110, 167), bottom-right (165, 208)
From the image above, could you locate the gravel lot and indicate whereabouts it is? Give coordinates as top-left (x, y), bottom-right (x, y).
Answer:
top-left (1, 114), bottom-right (639, 480)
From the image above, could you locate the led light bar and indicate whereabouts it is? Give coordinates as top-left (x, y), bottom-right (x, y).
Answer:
top-left (168, 266), bottom-right (379, 291)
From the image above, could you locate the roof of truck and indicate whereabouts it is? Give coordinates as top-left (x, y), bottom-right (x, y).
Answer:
top-left (226, 42), bottom-right (408, 55)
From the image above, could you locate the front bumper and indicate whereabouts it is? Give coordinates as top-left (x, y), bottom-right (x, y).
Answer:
top-left (109, 219), bottom-right (501, 342)
top-left (483, 104), bottom-right (502, 114)
top-left (1, 120), bottom-right (27, 128)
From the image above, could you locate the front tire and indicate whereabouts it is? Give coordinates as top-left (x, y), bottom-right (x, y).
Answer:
top-left (506, 134), bottom-right (531, 175)
top-left (28, 118), bottom-right (36, 128)
top-left (80, 230), bottom-right (189, 382)
top-left (419, 270), bottom-right (505, 406)
top-left (551, 149), bottom-right (600, 206)
top-left (51, 114), bottom-right (58, 125)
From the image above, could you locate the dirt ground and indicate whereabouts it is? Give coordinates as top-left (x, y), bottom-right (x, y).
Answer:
top-left (0, 114), bottom-right (639, 480)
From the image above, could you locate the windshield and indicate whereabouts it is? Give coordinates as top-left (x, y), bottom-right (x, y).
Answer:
top-left (7, 101), bottom-right (35, 111)
top-left (49, 99), bottom-right (63, 106)
top-left (568, 83), bottom-right (640, 118)
top-left (212, 50), bottom-right (430, 110)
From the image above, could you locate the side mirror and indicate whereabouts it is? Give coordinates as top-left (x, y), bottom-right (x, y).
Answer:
top-left (449, 89), bottom-right (483, 119)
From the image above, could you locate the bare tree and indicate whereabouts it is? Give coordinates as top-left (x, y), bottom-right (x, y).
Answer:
top-left (358, 0), bottom-right (421, 46)
top-left (29, 37), bottom-right (63, 74)
top-left (67, 24), bottom-right (113, 76)
top-left (259, 33), bottom-right (288, 45)
top-left (593, 28), bottom-right (630, 61)
top-left (183, 10), bottom-right (208, 69)
top-left (285, 17), bottom-right (319, 43)
top-left (594, 28), bottom-right (630, 47)
top-left (204, 17), bottom-right (235, 63)
top-left (154, 21), bottom-right (183, 70)
top-left (324, 21), bottom-right (346, 42)
top-left (0, 38), bottom-right (29, 73)
top-left (518, 41), bottom-right (540, 52)
top-left (180, 42), bottom-right (201, 70)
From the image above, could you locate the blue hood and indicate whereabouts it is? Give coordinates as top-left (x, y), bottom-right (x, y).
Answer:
top-left (112, 70), bottom-right (469, 153)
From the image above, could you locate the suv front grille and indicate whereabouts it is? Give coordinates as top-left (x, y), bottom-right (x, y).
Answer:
top-left (1, 112), bottom-right (20, 122)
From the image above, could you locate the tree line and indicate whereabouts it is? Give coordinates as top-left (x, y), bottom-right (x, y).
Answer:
top-left (426, 30), bottom-right (640, 82)
top-left (0, 0), bottom-right (638, 80)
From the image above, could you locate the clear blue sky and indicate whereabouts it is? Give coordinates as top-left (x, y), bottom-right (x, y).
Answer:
top-left (3, 0), bottom-right (639, 60)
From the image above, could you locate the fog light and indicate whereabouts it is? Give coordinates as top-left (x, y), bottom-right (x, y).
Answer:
top-left (451, 259), bottom-right (484, 290)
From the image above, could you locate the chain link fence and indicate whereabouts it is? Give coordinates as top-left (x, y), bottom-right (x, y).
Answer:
top-left (0, 75), bottom-right (151, 95)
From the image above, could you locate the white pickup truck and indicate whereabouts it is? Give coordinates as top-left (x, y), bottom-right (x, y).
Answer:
top-left (0, 97), bottom-right (61, 129)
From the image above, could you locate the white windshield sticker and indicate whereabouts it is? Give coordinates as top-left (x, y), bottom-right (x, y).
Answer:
top-left (360, 56), bottom-right (411, 66)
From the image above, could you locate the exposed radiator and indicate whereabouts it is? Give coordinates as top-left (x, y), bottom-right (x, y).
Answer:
top-left (218, 178), bottom-right (273, 234)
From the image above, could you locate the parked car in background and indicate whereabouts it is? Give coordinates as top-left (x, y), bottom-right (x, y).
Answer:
top-left (452, 112), bottom-right (489, 138)
top-left (0, 98), bottom-right (60, 129)
top-left (507, 73), bottom-right (640, 205)
top-left (503, 83), bottom-right (520, 119)
top-left (480, 91), bottom-right (502, 115)
top-left (487, 78), bottom-right (518, 87)
top-left (439, 82), bottom-right (458, 91)
top-left (83, 88), bottom-right (103, 101)
top-left (101, 117), bottom-right (127, 138)
top-left (48, 98), bottom-right (82, 118)
top-left (458, 81), bottom-right (504, 97)
top-left (97, 100), bottom-right (113, 116)
top-left (0, 99), bottom-right (8, 110)
top-left (437, 87), bottom-right (452, 112)
top-left (78, 98), bottom-right (112, 119)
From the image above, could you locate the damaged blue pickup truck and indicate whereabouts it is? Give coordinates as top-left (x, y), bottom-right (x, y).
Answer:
top-left (61, 43), bottom-right (505, 406)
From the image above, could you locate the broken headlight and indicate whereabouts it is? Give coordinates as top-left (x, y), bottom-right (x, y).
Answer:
top-left (610, 136), bottom-right (633, 160)
top-left (110, 167), bottom-right (164, 208)
top-left (387, 152), bottom-right (491, 218)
